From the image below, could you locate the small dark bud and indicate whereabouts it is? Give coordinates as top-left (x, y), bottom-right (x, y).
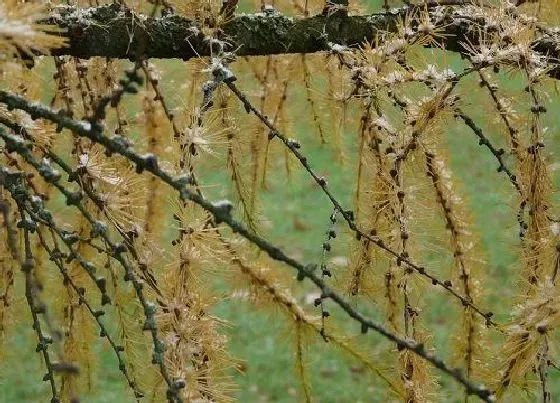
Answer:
top-left (101, 294), bottom-right (111, 306)
top-left (287, 139), bottom-right (301, 149)
top-left (22, 259), bottom-right (35, 272)
top-left (142, 318), bottom-right (156, 331)
top-left (65, 191), bottom-right (83, 206)
top-left (143, 153), bottom-right (158, 170)
top-left (113, 243), bottom-right (128, 255)
top-left (173, 378), bottom-right (186, 389)
top-left (95, 277), bottom-right (107, 291)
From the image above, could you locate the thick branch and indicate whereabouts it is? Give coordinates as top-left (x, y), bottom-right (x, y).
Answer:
top-left (42, 4), bottom-right (560, 78)
top-left (46, 4), bottom-right (395, 59)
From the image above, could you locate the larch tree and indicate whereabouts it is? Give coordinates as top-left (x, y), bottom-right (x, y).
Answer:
top-left (0, 0), bottom-right (560, 402)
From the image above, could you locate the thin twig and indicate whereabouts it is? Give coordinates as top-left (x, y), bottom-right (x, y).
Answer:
top-left (0, 98), bottom-right (494, 402)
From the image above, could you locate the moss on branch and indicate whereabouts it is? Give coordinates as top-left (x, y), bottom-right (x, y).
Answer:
top-left (39, 4), bottom-right (560, 79)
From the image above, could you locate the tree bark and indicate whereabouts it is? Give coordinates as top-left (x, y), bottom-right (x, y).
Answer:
top-left (42, 4), bottom-right (560, 78)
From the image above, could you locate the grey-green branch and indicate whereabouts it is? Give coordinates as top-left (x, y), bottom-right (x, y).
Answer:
top-left (42, 4), bottom-right (560, 78)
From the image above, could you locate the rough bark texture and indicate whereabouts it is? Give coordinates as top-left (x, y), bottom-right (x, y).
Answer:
top-left (41, 4), bottom-right (560, 78)
top-left (46, 4), bottom-right (396, 59)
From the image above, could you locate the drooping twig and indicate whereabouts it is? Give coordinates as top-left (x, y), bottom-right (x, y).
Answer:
top-left (456, 109), bottom-right (529, 240)
top-left (0, 174), bottom-right (77, 403)
top-left (36, 221), bottom-right (144, 400)
top-left (223, 80), bottom-right (498, 327)
top-left (456, 110), bottom-right (521, 194)
top-left (0, 96), bottom-right (495, 402)
top-left (0, 126), bottom-right (184, 403)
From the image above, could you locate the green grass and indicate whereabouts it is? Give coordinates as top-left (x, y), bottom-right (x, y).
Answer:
top-left (3, 52), bottom-right (560, 402)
